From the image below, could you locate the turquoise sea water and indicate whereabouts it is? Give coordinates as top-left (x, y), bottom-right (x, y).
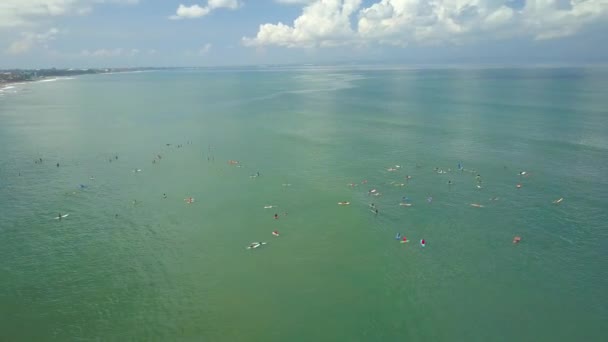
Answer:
top-left (1, 67), bottom-right (607, 341)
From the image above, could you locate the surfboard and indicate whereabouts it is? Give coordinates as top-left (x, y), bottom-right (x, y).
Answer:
top-left (54, 214), bottom-right (69, 219)
top-left (264, 205), bottom-right (275, 209)
top-left (247, 242), bottom-right (267, 250)
top-left (338, 202), bottom-right (350, 205)
top-left (272, 232), bottom-right (280, 237)
top-left (400, 203), bottom-right (412, 207)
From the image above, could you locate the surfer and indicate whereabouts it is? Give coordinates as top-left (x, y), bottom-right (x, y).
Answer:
top-left (395, 233), bottom-right (401, 240)
top-left (163, 193), bottom-right (167, 199)
top-left (375, 209), bottom-right (379, 215)
top-left (56, 163), bottom-right (60, 167)
top-left (427, 196), bottom-right (433, 203)
top-left (401, 236), bottom-right (408, 243)
top-left (513, 236), bottom-right (522, 244)
top-left (420, 239), bottom-right (426, 247)
top-left (274, 213), bottom-right (279, 219)
top-left (272, 230), bottom-right (279, 237)
top-left (57, 213), bottom-right (62, 221)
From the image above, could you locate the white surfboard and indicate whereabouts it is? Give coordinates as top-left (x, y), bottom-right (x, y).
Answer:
top-left (246, 242), bottom-right (267, 250)
top-left (54, 214), bottom-right (69, 219)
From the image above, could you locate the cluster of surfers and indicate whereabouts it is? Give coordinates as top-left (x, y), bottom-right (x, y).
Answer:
top-left (45, 147), bottom-right (565, 249)
top-left (333, 163), bottom-right (566, 247)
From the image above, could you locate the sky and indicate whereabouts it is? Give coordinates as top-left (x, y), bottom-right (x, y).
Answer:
top-left (0, 0), bottom-right (607, 68)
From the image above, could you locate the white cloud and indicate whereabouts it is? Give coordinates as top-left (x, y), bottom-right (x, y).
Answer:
top-left (6, 27), bottom-right (60, 54)
top-left (244, 0), bottom-right (608, 48)
top-left (208, 0), bottom-right (240, 9)
top-left (81, 48), bottom-right (124, 57)
top-left (170, 4), bottom-right (211, 19)
top-left (198, 43), bottom-right (213, 55)
top-left (0, 0), bottom-right (139, 28)
top-left (275, 0), bottom-right (315, 4)
top-left (244, 0), bottom-right (362, 47)
top-left (78, 47), bottom-right (150, 57)
top-left (170, 0), bottom-right (240, 20)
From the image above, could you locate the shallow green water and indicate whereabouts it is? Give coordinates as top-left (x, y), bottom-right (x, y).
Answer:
top-left (1, 67), bottom-right (607, 341)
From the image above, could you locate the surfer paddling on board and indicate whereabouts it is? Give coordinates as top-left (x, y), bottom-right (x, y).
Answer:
top-left (55, 213), bottom-right (68, 220)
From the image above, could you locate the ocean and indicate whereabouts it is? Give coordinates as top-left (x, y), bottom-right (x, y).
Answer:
top-left (0, 67), bottom-right (607, 341)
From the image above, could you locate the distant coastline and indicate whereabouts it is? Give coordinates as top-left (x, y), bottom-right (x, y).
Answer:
top-left (0, 67), bottom-right (163, 87)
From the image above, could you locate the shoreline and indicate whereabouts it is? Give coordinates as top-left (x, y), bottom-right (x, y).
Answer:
top-left (0, 77), bottom-right (74, 92)
top-left (0, 68), bottom-right (162, 90)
